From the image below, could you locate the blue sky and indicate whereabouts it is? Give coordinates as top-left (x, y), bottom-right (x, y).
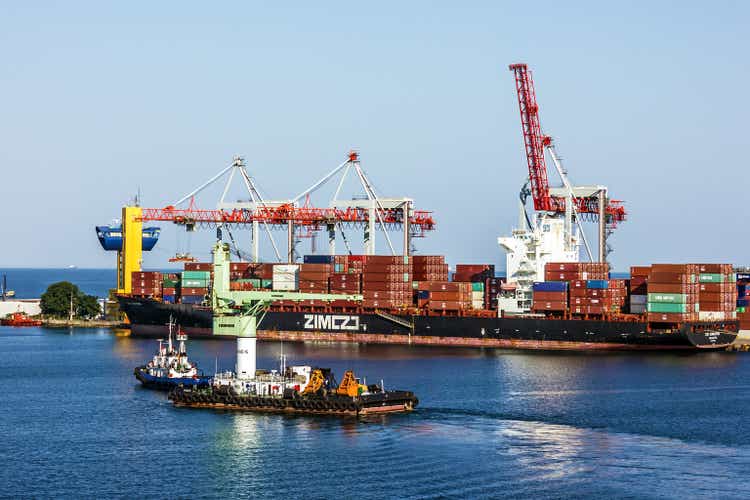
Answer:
top-left (0, 2), bottom-right (748, 270)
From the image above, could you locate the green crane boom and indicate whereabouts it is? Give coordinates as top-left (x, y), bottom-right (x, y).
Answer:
top-left (209, 240), bottom-right (363, 379)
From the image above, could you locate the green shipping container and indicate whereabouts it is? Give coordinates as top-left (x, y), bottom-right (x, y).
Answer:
top-left (737, 307), bottom-right (746, 313)
top-left (182, 271), bottom-right (211, 280)
top-left (699, 273), bottom-right (724, 283)
top-left (182, 279), bottom-right (209, 288)
top-left (647, 302), bottom-right (692, 313)
top-left (404, 273), bottom-right (410, 282)
top-left (162, 279), bottom-right (179, 287)
top-left (647, 293), bottom-right (687, 303)
top-left (261, 279), bottom-right (273, 289)
top-left (471, 282), bottom-right (485, 292)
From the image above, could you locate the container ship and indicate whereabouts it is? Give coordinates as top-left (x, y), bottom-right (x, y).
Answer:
top-left (117, 249), bottom-right (740, 351)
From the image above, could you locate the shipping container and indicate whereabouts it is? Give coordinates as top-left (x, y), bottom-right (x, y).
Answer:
top-left (182, 270), bottom-right (211, 280)
top-left (531, 301), bottom-right (567, 311)
top-left (182, 279), bottom-right (209, 288)
top-left (647, 293), bottom-right (688, 304)
top-left (647, 303), bottom-right (697, 313)
top-left (586, 280), bottom-right (609, 289)
top-left (532, 281), bottom-right (568, 292)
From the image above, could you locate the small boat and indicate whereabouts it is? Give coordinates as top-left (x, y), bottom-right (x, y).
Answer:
top-left (1, 312), bottom-right (42, 327)
top-left (134, 320), bottom-right (210, 389)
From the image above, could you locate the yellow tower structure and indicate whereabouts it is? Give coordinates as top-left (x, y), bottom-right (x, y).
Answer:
top-left (117, 206), bottom-right (144, 294)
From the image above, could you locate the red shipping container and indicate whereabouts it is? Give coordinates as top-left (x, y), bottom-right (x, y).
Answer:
top-left (630, 266), bottom-right (651, 277)
top-left (696, 263), bottom-right (732, 274)
top-left (532, 301), bottom-right (567, 311)
top-left (184, 263), bottom-right (212, 271)
top-left (533, 291), bottom-right (568, 301)
top-left (698, 282), bottom-right (735, 293)
top-left (648, 272), bottom-right (695, 284)
top-left (427, 300), bottom-right (465, 311)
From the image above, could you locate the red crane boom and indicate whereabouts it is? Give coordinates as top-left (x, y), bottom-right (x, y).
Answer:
top-left (509, 63), bottom-right (552, 212)
top-left (508, 63), bottom-right (626, 225)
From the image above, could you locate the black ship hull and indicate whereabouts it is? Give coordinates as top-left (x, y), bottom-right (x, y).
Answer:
top-left (118, 297), bottom-right (738, 351)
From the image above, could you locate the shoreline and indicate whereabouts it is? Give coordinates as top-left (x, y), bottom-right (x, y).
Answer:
top-left (41, 318), bottom-right (128, 328)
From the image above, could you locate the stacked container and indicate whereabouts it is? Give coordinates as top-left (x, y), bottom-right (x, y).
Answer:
top-left (272, 264), bottom-right (299, 291)
top-left (358, 255), bottom-right (412, 309)
top-left (162, 272), bottom-right (180, 303)
top-left (646, 264), bottom-right (699, 323)
top-left (569, 279), bottom-right (626, 315)
top-left (297, 263), bottom-right (333, 292)
top-left (544, 262), bottom-right (609, 281)
top-left (738, 273), bottom-right (750, 330)
top-left (629, 266), bottom-right (650, 314)
top-left (329, 272), bottom-right (361, 293)
top-left (696, 264), bottom-right (736, 321)
top-left (453, 264), bottom-right (494, 283)
top-left (415, 281), bottom-right (472, 311)
top-left (181, 270), bottom-right (210, 304)
top-left (131, 271), bottom-right (163, 297)
top-left (484, 277), bottom-right (503, 310)
top-left (531, 282), bottom-right (568, 312)
top-left (470, 282), bottom-right (485, 309)
top-left (412, 255), bottom-right (449, 281)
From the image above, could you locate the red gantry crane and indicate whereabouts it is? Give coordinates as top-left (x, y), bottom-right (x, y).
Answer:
top-left (509, 63), bottom-right (626, 262)
top-left (137, 152), bottom-right (435, 262)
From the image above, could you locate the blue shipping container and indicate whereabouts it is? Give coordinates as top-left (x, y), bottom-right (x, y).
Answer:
top-left (163, 294), bottom-right (175, 304)
top-left (532, 281), bottom-right (568, 292)
top-left (417, 290), bottom-right (430, 299)
top-left (303, 255), bottom-right (335, 264)
top-left (737, 298), bottom-right (749, 308)
top-left (737, 273), bottom-right (750, 282)
top-left (586, 280), bottom-right (609, 289)
top-left (181, 295), bottom-right (204, 305)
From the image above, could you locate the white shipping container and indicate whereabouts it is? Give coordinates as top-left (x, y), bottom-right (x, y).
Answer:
top-left (273, 264), bottom-right (299, 273)
top-left (273, 273), bottom-right (299, 281)
top-left (471, 291), bottom-right (484, 300)
top-left (272, 281), bottom-right (298, 291)
top-left (698, 311), bottom-right (727, 321)
top-left (471, 299), bottom-right (484, 309)
top-left (630, 295), bottom-right (647, 305)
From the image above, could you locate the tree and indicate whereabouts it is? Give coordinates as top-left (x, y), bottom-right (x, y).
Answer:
top-left (40, 282), bottom-right (100, 319)
top-left (77, 294), bottom-right (101, 319)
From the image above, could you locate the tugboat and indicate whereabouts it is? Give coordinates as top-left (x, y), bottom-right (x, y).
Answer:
top-left (169, 356), bottom-right (418, 416)
top-left (0, 311), bottom-right (42, 327)
top-left (134, 319), bottom-right (210, 389)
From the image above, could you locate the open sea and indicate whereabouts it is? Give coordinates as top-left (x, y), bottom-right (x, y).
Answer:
top-left (2, 270), bottom-right (750, 498)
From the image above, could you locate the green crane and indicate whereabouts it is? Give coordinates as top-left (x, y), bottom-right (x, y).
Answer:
top-left (210, 240), bottom-right (362, 379)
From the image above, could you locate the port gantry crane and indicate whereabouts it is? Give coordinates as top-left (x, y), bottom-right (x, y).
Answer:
top-left (508, 63), bottom-right (626, 262)
top-left (112, 151), bottom-right (435, 294)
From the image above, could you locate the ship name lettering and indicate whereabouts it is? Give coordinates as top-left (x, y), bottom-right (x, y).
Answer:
top-left (303, 314), bottom-right (359, 331)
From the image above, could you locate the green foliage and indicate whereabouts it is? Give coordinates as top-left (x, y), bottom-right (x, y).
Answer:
top-left (77, 293), bottom-right (101, 319)
top-left (40, 281), bottom-right (100, 319)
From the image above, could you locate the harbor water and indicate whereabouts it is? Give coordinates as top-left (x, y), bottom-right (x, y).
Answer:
top-left (2, 326), bottom-right (750, 498)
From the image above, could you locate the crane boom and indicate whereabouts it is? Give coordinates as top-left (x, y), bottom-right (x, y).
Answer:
top-left (509, 63), bottom-right (552, 212)
top-left (508, 63), bottom-right (626, 226)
